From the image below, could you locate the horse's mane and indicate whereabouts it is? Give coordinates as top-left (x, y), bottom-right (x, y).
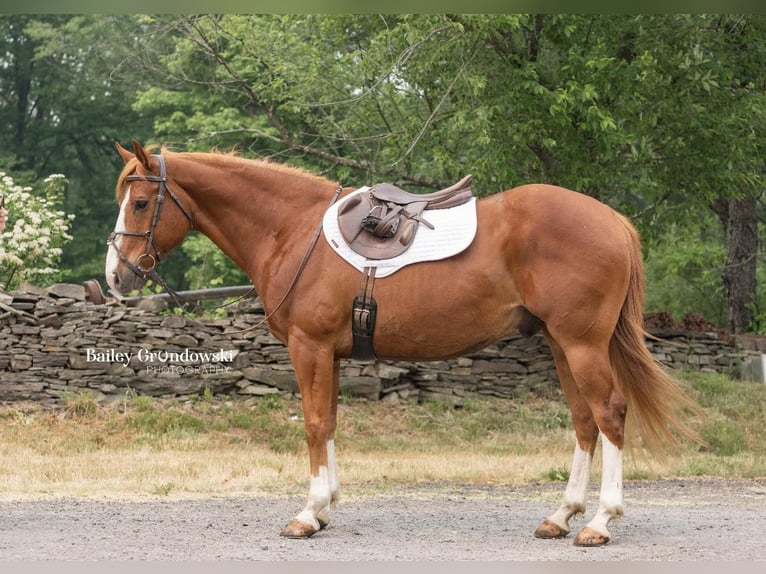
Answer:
top-left (115, 146), bottom-right (329, 201)
top-left (190, 151), bottom-right (326, 178)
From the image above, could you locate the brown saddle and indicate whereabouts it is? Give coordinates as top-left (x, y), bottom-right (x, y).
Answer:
top-left (337, 175), bottom-right (474, 260)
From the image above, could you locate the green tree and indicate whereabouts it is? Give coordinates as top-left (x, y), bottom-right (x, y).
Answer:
top-left (0, 14), bottom-right (156, 285)
top-left (617, 15), bottom-right (766, 333)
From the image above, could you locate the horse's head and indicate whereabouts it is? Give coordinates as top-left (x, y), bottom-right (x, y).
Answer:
top-left (105, 139), bottom-right (193, 294)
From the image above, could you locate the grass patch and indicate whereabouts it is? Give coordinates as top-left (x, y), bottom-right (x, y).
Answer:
top-left (152, 482), bottom-right (175, 496)
top-left (685, 371), bottom-right (765, 455)
top-left (127, 397), bottom-right (207, 439)
top-left (0, 370), bottom-right (763, 496)
top-left (61, 391), bottom-right (99, 418)
top-left (701, 419), bottom-right (747, 456)
top-left (543, 467), bottom-right (570, 482)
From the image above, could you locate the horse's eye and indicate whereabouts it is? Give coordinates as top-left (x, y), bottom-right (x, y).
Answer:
top-left (133, 199), bottom-right (150, 212)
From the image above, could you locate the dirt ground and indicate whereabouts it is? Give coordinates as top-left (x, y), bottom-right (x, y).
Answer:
top-left (1, 477), bottom-right (764, 561)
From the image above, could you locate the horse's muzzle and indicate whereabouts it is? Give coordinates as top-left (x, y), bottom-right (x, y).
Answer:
top-left (107, 265), bottom-right (147, 295)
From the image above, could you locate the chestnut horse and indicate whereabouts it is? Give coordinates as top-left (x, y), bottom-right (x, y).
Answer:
top-left (106, 140), bottom-right (700, 547)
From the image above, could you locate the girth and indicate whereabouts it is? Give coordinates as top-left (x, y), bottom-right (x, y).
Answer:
top-left (351, 267), bottom-right (378, 361)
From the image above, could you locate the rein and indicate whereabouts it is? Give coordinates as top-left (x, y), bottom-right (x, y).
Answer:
top-left (248, 183), bottom-right (343, 333)
top-left (108, 152), bottom-right (343, 321)
top-left (228, 182), bottom-right (343, 333)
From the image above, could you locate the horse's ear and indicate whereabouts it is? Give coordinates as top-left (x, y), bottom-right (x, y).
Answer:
top-left (115, 141), bottom-right (135, 164)
top-left (131, 138), bottom-right (153, 171)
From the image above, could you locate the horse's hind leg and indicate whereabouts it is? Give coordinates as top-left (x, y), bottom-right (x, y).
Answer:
top-left (565, 342), bottom-right (627, 546)
top-left (535, 333), bottom-right (599, 540)
top-left (538, 332), bottom-right (627, 546)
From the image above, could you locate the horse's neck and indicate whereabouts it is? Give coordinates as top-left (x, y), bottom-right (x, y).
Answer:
top-left (173, 155), bottom-right (334, 295)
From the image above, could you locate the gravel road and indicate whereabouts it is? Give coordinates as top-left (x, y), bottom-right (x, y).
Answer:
top-left (1, 478), bottom-right (764, 561)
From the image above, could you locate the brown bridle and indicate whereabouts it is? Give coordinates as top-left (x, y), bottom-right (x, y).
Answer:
top-left (107, 153), bottom-right (193, 280)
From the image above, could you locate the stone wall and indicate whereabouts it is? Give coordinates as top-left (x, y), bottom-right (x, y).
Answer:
top-left (0, 284), bottom-right (758, 406)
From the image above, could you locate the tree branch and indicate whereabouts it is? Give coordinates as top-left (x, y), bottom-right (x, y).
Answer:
top-left (180, 16), bottom-right (452, 189)
top-left (631, 187), bottom-right (674, 221)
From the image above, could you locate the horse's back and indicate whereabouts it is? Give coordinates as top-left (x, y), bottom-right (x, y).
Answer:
top-left (482, 183), bottom-right (634, 266)
top-left (486, 183), bottom-right (628, 234)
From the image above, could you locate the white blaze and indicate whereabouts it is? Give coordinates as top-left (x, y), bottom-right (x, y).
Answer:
top-left (105, 189), bottom-right (131, 290)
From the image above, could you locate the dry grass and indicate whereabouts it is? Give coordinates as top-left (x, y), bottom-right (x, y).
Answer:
top-left (0, 371), bottom-right (763, 499)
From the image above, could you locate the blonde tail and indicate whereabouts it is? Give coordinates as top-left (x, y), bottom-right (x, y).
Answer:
top-left (609, 215), bottom-right (704, 455)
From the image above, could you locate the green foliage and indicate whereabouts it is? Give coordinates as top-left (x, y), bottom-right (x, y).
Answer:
top-left (644, 220), bottom-right (727, 326)
top-left (181, 234), bottom-right (249, 290)
top-left (151, 482), bottom-right (176, 496)
top-left (221, 399), bottom-right (305, 454)
top-left (401, 395), bottom-right (571, 450)
top-left (0, 15), bottom-right (155, 288)
top-left (701, 420), bottom-right (747, 457)
top-left (126, 396), bottom-right (206, 438)
top-left (684, 371), bottom-right (766, 458)
top-left (543, 467), bottom-right (570, 482)
top-left (129, 15), bottom-right (766, 238)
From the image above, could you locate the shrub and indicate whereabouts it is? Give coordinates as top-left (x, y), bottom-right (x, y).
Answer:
top-left (0, 171), bottom-right (74, 291)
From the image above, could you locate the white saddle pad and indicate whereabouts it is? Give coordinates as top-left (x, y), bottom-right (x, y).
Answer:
top-left (322, 187), bottom-right (478, 278)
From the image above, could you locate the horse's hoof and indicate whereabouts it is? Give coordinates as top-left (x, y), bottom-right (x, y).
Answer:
top-left (280, 519), bottom-right (319, 538)
top-left (534, 519), bottom-right (569, 539)
top-left (573, 526), bottom-right (610, 547)
top-left (318, 516), bottom-right (329, 530)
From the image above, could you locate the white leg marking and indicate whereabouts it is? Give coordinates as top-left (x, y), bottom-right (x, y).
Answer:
top-left (295, 466), bottom-right (331, 530)
top-left (547, 443), bottom-right (592, 531)
top-left (327, 439), bottom-right (340, 506)
top-left (586, 434), bottom-right (624, 536)
top-left (295, 442), bottom-right (336, 531)
top-left (105, 189), bottom-right (131, 289)
top-left (315, 439), bottom-right (340, 527)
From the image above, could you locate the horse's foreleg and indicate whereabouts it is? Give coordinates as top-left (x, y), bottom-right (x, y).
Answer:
top-left (280, 341), bottom-right (340, 538)
top-left (316, 359), bottom-right (341, 528)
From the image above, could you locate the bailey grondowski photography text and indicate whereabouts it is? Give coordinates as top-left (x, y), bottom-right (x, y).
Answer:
top-left (85, 347), bottom-right (235, 375)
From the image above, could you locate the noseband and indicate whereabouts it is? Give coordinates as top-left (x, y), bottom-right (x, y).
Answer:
top-left (107, 153), bottom-right (193, 281)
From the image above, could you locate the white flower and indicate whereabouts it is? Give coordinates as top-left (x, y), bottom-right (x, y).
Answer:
top-left (0, 171), bottom-right (73, 291)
